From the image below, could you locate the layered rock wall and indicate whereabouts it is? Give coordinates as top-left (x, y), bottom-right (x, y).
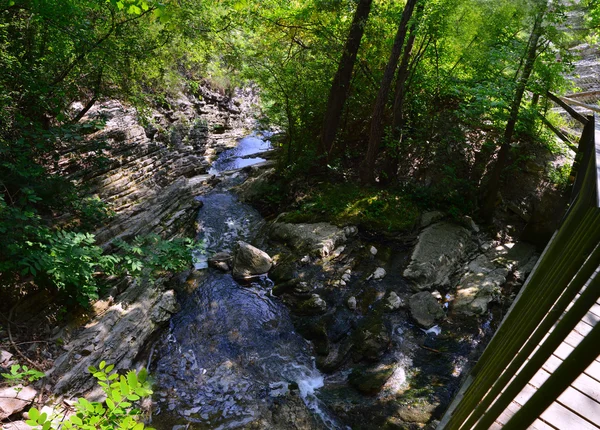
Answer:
top-left (63, 86), bottom-right (258, 245)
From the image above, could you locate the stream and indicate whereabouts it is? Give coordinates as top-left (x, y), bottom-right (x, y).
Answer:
top-left (149, 132), bottom-right (339, 429)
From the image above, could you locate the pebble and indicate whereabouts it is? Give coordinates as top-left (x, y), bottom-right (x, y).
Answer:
top-left (372, 267), bottom-right (386, 280)
top-left (347, 296), bottom-right (357, 310)
top-left (370, 246), bottom-right (378, 255)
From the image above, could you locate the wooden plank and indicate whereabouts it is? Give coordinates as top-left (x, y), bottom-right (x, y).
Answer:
top-left (585, 360), bottom-right (600, 382)
top-left (560, 96), bottom-right (600, 114)
top-left (564, 330), bottom-right (585, 348)
top-left (591, 302), bottom-right (600, 319)
top-left (579, 317), bottom-right (596, 333)
top-left (547, 91), bottom-right (590, 124)
top-left (497, 401), bottom-right (518, 424)
top-left (594, 115), bottom-right (600, 208)
top-left (515, 382), bottom-right (538, 405)
top-left (554, 341), bottom-right (574, 360)
top-left (542, 354), bottom-right (564, 373)
top-left (572, 372), bottom-right (600, 403)
top-left (553, 342), bottom-right (600, 370)
top-left (557, 386), bottom-right (600, 424)
top-left (537, 112), bottom-right (578, 150)
top-left (540, 402), bottom-right (600, 430)
top-left (565, 90), bottom-right (600, 99)
top-left (531, 419), bottom-right (559, 430)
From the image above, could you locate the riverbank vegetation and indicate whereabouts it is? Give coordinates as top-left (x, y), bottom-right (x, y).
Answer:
top-left (0, 0), bottom-right (596, 305)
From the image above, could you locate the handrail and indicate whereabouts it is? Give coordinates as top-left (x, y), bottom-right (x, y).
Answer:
top-left (438, 113), bottom-right (600, 430)
top-left (547, 91), bottom-right (590, 124)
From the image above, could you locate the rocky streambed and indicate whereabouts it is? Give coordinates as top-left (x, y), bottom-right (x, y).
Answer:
top-left (140, 138), bottom-right (540, 429)
top-left (0, 85), bottom-right (541, 430)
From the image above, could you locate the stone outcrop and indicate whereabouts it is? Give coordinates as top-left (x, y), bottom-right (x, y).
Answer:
top-left (51, 279), bottom-right (178, 397)
top-left (403, 222), bottom-right (477, 291)
top-left (269, 222), bottom-right (357, 257)
top-left (61, 86), bottom-right (259, 247)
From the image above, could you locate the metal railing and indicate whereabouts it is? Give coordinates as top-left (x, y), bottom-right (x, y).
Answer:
top-left (438, 113), bottom-right (600, 429)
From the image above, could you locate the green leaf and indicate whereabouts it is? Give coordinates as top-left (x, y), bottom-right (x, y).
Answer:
top-left (28, 407), bottom-right (40, 420)
top-left (138, 368), bottom-right (148, 383)
top-left (120, 375), bottom-right (130, 395)
top-left (99, 361), bottom-right (106, 370)
top-left (112, 389), bottom-right (122, 402)
top-left (127, 370), bottom-right (138, 389)
top-left (70, 415), bottom-right (83, 426)
top-left (106, 397), bottom-right (115, 410)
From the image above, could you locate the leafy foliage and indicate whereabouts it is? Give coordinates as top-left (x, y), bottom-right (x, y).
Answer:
top-left (27, 362), bottom-right (153, 430)
top-left (1, 364), bottom-right (45, 385)
top-left (113, 235), bottom-right (202, 279)
top-left (280, 183), bottom-right (421, 232)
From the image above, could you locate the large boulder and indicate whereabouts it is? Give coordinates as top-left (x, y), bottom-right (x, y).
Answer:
top-left (353, 316), bottom-right (391, 361)
top-left (269, 222), bottom-right (357, 257)
top-left (403, 222), bottom-right (477, 291)
top-left (349, 364), bottom-right (396, 395)
top-left (453, 257), bottom-right (508, 316)
top-left (453, 242), bottom-right (538, 316)
top-left (232, 241), bottom-right (273, 279)
top-left (409, 292), bottom-right (445, 328)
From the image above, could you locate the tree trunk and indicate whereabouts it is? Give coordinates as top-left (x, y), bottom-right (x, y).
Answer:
top-left (361, 0), bottom-right (419, 183)
top-left (381, 2), bottom-right (423, 183)
top-left (319, 0), bottom-right (373, 160)
top-left (480, 1), bottom-right (548, 221)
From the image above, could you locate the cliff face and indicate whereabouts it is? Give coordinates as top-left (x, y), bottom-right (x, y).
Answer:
top-left (64, 85), bottom-right (259, 245)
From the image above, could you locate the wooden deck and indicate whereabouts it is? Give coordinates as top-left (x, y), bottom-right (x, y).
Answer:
top-left (490, 297), bottom-right (600, 429)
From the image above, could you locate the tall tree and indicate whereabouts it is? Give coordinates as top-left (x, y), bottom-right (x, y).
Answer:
top-left (480, 0), bottom-right (549, 221)
top-left (319, 0), bottom-right (373, 160)
top-left (361, 0), bottom-right (419, 183)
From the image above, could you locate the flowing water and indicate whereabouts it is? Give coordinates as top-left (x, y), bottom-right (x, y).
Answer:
top-left (149, 133), bottom-right (338, 429)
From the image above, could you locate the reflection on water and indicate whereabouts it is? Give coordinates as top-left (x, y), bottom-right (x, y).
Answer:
top-left (208, 134), bottom-right (272, 175)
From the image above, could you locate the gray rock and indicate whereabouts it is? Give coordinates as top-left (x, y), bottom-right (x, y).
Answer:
top-left (232, 241), bottom-right (273, 279)
top-left (269, 222), bottom-right (356, 257)
top-left (451, 242), bottom-right (537, 316)
top-left (52, 281), bottom-right (179, 396)
top-left (353, 316), bottom-right (391, 361)
top-left (208, 252), bottom-right (232, 272)
top-left (316, 337), bottom-right (354, 372)
top-left (347, 296), bottom-right (357, 310)
top-left (372, 267), bottom-right (387, 280)
top-left (0, 385), bottom-right (37, 420)
top-left (409, 292), bottom-right (445, 328)
top-left (234, 169), bottom-right (276, 203)
top-left (420, 211), bottom-right (444, 228)
top-left (453, 269), bottom-right (506, 316)
top-left (349, 364), bottom-right (395, 395)
top-left (488, 242), bottom-right (537, 271)
top-left (403, 222), bottom-right (477, 291)
top-left (294, 294), bottom-right (327, 316)
top-left (384, 292), bottom-right (403, 311)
